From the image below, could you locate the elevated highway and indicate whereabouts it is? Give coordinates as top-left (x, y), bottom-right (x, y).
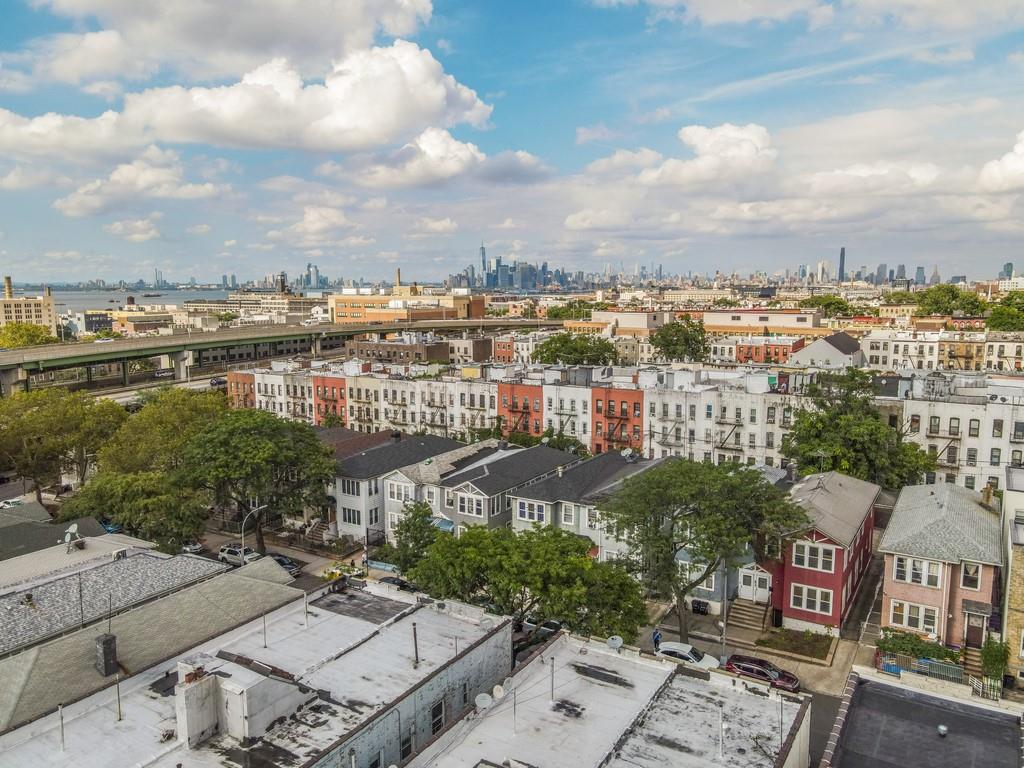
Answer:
top-left (0, 318), bottom-right (563, 396)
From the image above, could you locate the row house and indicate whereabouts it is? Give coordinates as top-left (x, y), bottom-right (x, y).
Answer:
top-left (252, 363), bottom-right (315, 423)
top-left (861, 329), bottom-right (1024, 372)
top-left (382, 444), bottom-right (578, 540)
top-left (878, 484), bottom-right (1003, 674)
top-left (542, 380), bottom-right (592, 444)
top-left (986, 333), bottom-right (1024, 371)
top-left (449, 336), bottom-right (493, 364)
top-left (497, 380), bottom-right (545, 436)
top-left (898, 372), bottom-right (1024, 490)
top-left (592, 385), bottom-right (644, 455)
top-left (1003, 467), bottom-right (1024, 684)
top-left (226, 370), bottom-right (255, 409)
top-left (754, 471), bottom-right (880, 634)
top-left (492, 335), bottom-right (516, 363)
top-left (508, 451), bottom-right (657, 560)
top-left (311, 372), bottom-right (346, 425)
top-left (735, 336), bottom-right (805, 365)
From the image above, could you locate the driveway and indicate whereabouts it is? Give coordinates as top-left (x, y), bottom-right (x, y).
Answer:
top-left (193, 530), bottom-right (340, 591)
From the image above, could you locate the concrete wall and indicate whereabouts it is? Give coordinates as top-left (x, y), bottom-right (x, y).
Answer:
top-left (312, 616), bottom-right (512, 768)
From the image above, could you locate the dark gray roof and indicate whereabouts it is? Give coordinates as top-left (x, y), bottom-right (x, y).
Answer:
top-left (0, 501), bottom-right (52, 528)
top-left (788, 471), bottom-right (880, 547)
top-left (338, 435), bottom-right (463, 479)
top-left (513, 452), bottom-right (653, 504)
top-left (878, 484), bottom-right (1002, 565)
top-left (823, 331), bottom-right (861, 355)
top-left (442, 445), bottom-right (578, 495)
top-left (0, 516), bottom-right (108, 562)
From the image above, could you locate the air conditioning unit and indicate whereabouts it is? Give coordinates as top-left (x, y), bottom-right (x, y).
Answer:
top-left (112, 549), bottom-right (128, 561)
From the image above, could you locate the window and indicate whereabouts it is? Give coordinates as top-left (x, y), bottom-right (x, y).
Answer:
top-left (793, 542), bottom-right (834, 572)
top-left (991, 448), bottom-right (1001, 466)
top-left (430, 700), bottom-right (445, 735)
top-left (517, 500), bottom-right (545, 522)
top-left (967, 448), bottom-right (977, 466)
top-left (949, 417), bottom-right (960, 436)
top-left (368, 751), bottom-right (382, 768)
top-left (340, 478), bottom-right (361, 496)
top-left (561, 505), bottom-right (574, 525)
top-left (961, 562), bottom-right (981, 590)
top-left (894, 556), bottom-right (940, 587)
top-left (791, 584), bottom-right (833, 615)
top-left (341, 507), bottom-right (361, 525)
top-left (909, 415), bottom-right (920, 433)
top-left (766, 432), bottom-right (774, 449)
top-left (929, 416), bottom-right (940, 434)
top-left (969, 418), bottom-right (980, 437)
top-left (767, 406), bottom-right (776, 424)
top-left (368, 508), bottom-right (380, 526)
top-left (400, 736), bottom-right (413, 759)
top-left (461, 681), bottom-right (469, 706)
top-left (596, 399), bottom-right (603, 414)
top-left (587, 507), bottom-right (599, 528)
top-left (965, 475), bottom-right (976, 490)
top-left (388, 482), bottom-right (412, 502)
top-left (706, 404), bottom-right (713, 419)
top-left (681, 561), bottom-right (716, 592)
top-left (459, 495), bottom-right (485, 517)
top-left (994, 419), bottom-right (1004, 438)
top-left (890, 600), bottom-right (937, 634)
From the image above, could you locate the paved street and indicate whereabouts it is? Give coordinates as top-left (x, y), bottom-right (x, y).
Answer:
top-left (193, 530), bottom-right (348, 591)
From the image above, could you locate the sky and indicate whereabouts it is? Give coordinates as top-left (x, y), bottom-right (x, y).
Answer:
top-left (2, 1), bottom-right (1024, 285)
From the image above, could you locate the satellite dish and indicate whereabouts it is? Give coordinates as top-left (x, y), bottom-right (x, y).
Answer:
top-left (67, 523), bottom-right (78, 534)
top-left (606, 635), bottom-right (624, 650)
top-left (541, 436), bottom-right (550, 444)
top-left (502, 676), bottom-right (513, 690)
top-left (620, 448), bottom-right (633, 459)
top-left (492, 684), bottom-right (506, 700)
top-left (474, 693), bottom-right (494, 710)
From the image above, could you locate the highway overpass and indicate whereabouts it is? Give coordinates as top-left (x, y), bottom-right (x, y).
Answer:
top-left (0, 318), bottom-right (563, 396)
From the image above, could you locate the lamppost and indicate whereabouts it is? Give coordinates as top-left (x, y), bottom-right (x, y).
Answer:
top-left (240, 503), bottom-right (268, 557)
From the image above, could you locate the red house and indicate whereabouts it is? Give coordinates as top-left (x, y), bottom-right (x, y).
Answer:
top-left (497, 381), bottom-right (544, 436)
top-left (745, 471), bottom-right (880, 634)
top-left (590, 386), bottom-right (644, 455)
top-left (312, 373), bottom-right (346, 426)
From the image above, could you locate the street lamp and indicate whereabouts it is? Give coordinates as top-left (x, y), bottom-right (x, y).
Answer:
top-left (240, 504), bottom-right (268, 557)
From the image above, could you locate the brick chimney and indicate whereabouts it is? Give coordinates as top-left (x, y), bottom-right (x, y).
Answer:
top-left (3, 276), bottom-right (11, 299)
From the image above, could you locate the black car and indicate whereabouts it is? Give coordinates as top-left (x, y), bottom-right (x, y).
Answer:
top-left (268, 553), bottom-right (301, 578)
top-left (209, 377), bottom-right (227, 387)
top-left (379, 576), bottom-right (419, 592)
top-left (725, 654), bottom-right (801, 692)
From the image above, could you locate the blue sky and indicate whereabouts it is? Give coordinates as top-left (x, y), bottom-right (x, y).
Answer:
top-left (2, 0), bottom-right (1024, 284)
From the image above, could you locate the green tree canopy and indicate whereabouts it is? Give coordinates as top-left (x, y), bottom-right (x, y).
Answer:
top-left (884, 291), bottom-right (917, 305)
top-left (600, 459), bottom-right (807, 641)
top-left (410, 525), bottom-right (647, 640)
top-left (782, 368), bottom-right (934, 488)
top-left (0, 389), bottom-right (71, 503)
top-left (0, 322), bottom-right (59, 348)
top-left (545, 300), bottom-right (609, 320)
top-left (651, 318), bottom-right (710, 362)
top-left (798, 295), bottom-right (854, 317)
top-left (987, 292), bottom-right (1024, 331)
top-left (180, 409), bottom-right (335, 552)
top-left (61, 471), bottom-right (208, 549)
top-left (99, 388), bottom-right (227, 473)
top-left (392, 501), bottom-right (441, 572)
top-left (532, 333), bottom-right (617, 365)
top-left (913, 284), bottom-right (987, 316)
top-left (60, 394), bottom-right (127, 485)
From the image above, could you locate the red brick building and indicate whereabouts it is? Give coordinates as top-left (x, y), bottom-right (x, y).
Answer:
top-left (497, 381), bottom-right (544, 436)
top-left (226, 371), bottom-right (255, 409)
top-left (493, 336), bottom-right (516, 363)
top-left (312, 373), bottom-right (346, 426)
top-left (590, 386), bottom-right (644, 455)
top-left (734, 336), bottom-right (805, 365)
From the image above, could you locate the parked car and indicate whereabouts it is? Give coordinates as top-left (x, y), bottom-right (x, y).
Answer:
top-left (217, 544), bottom-right (262, 566)
top-left (180, 540), bottom-right (204, 555)
top-left (379, 575), bottom-right (419, 592)
top-left (268, 553), bottom-right (301, 578)
top-left (724, 654), bottom-right (800, 692)
top-left (655, 641), bottom-right (720, 670)
top-left (209, 377), bottom-right (227, 387)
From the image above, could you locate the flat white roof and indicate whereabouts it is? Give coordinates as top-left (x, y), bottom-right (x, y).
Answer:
top-left (0, 583), bottom-right (499, 768)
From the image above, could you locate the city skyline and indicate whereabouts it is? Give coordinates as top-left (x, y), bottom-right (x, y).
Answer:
top-left (3, 2), bottom-right (1024, 282)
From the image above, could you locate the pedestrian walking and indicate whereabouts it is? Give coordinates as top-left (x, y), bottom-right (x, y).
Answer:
top-left (652, 628), bottom-right (662, 651)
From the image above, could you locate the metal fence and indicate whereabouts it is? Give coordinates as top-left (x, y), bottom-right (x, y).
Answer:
top-left (969, 674), bottom-right (1002, 701)
top-left (877, 652), bottom-right (964, 685)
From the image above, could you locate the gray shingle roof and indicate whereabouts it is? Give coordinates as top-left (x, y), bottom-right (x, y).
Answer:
top-left (338, 435), bottom-right (463, 479)
top-left (513, 452), bottom-right (653, 503)
top-left (0, 517), bottom-right (108, 561)
top-left (823, 331), bottom-right (861, 355)
top-left (789, 471), bottom-right (880, 547)
top-left (0, 502), bottom-right (51, 528)
top-left (391, 439), bottom-right (506, 486)
top-left (441, 444), bottom-right (579, 495)
top-left (878, 484), bottom-right (1003, 565)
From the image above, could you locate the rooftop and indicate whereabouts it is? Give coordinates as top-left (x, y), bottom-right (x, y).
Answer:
top-left (830, 676), bottom-right (1020, 768)
top-left (390, 439), bottom-right (507, 486)
top-left (878, 484), bottom-right (1003, 565)
top-left (513, 451), bottom-right (654, 504)
top-left (441, 444), bottom-right (580, 495)
top-left (0, 516), bottom-right (109, 561)
top-left (790, 471), bottom-right (880, 547)
top-left (337, 434), bottom-right (464, 478)
top-left (0, 550), bottom-right (225, 655)
top-left (411, 636), bottom-right (805, 768)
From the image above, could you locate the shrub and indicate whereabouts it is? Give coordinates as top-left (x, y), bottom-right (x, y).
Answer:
top-left (876, 629), bottom-right (960, 662)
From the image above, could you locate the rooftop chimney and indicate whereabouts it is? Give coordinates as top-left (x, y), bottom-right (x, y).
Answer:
top-left (557, 465), bottom-right (564, 477)
top-left (3, 276), bottom-right (11, 299)
top-left (395, 267), bottom-right (401, 287)
top-left (95, 633), bottom-right (118, 676)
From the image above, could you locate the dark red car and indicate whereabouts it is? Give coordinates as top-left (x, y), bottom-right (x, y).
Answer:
top-left (724, 654), bottom-right (800, 692)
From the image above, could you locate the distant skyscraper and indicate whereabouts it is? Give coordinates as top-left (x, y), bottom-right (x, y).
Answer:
top-left (929, 266), bottom-right (941, 285)
top-left (914, 266), bottom-right (926, 285)
top-left (896, 264), bottom-right (906, 280)
top-left (875, 263), bottom-right (888, 285)
top-left (229, 273), bottom-right (237, 289)
top-left (221, 274), bottom-right (228, 288)
top-left (480, 243), bottom-right (487, 276)
top-left (838, 247), bottom-right (846, 282)
top-left (1002, 262), bottom-right (1014, 279)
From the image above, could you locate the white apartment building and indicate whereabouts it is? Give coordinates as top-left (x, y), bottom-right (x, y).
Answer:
top-left (985, 334), bottom-right (1024, 371)
top-left (1, 279), bottom-right (58, 335)
top-left (253, 362), bottom-right (315, 422)
top-left (542, 381), bottom-right (592, 442)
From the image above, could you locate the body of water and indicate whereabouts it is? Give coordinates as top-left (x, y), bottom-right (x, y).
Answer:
top-left (49, 289), bottom-right (230, 314)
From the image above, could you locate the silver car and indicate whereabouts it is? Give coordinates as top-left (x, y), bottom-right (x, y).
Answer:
top-left (217, 544), bottom-right (262, 566)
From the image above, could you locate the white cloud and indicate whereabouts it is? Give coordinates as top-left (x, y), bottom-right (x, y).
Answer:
top-left (911, 46), bottom-right (974, 64)
top-left (352, 128), bottom-right (485, 187)
top-left (361, 196), bottom-right (388, 211)
top-left (494, 218), bottom-right (520, 229)
top-left (223, 239), bottom-right (237, 247)
top-left (53, 146), bottom-right (223, 216)
top-left (104, 213), bottom-right (162, 242)
top-left (0, 166), bottom-right (67, 190)
top-left (436, 38), bottom-right (454, 54)
top-left (593, 0), bottom-right (832, 27)
top-left (979, 130), bottom-right (1024, 192)
top-left (801, 162), bottom-right (942, 197)
top-left (1009, 51), bottom-right (1024, 64)
top-left (0, 65), bottom-right (33, 93)
top-left (585, 148), bottom-right (663, 174)
top-left (845, 0), bottom-right (1024, 30)
top-left (0, 42), bottom-right (491, 159)
top-left (82, 80), bottom-right (124, 101)
top-left (412, 216), bottom-right (458, 234)
top-left (267, 205), bottom-right (362, 248)
top-left (638, 123), bottom-right (776, 185)
top-left (575, 123), bottom-right (617, 145)
top-left (477, 151), bottom-right (551, 184)
top-left (30, 30), bottom-right (150, 84)
top-left (564, 208), bottom-right (633, 231)
top-left (186, 223), bottom-right (210, 234)
top-left (28, 0), bottom-right (433, 80)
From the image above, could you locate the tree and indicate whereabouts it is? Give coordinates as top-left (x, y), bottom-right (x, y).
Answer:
top-left (320, 412), bottom-right (345, 428)
top-left (392, 501), bottom-right (441, 572)
top-left (0, 322), bottom-right (59, 348)
top-left (651, 318), bottom-right (710, 362)
top-left (600, 459), bottom-right (808, 642)
top-left (533, 333), bottom-right (617, 365)
top-left (913, 284), bottom-right (987, 316)
top-left (987, 292), bottom-right (1024, 331)
top-left (884, 290), bottom-right (917, 305)
top-left (410, 525), bottom-right (647, 640)
top-left (61, 471), bottom-right (208, 549)
top-left (782, 368), bottom-right (934, 488)
top-left (99, 388), bottom-right (227, 473)
top-left (0, 389), bottom-right (70, 504)
top-left (798, 295), bottom-right (853, 317)
top-left (981, 636), bottom-right (1010, 680)
top-left (545, 300), bottom-right (609, 320)
top-left (180, 410), bottom-right (335, 553)
top-left (60, 394), bottom-right (127, 486)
